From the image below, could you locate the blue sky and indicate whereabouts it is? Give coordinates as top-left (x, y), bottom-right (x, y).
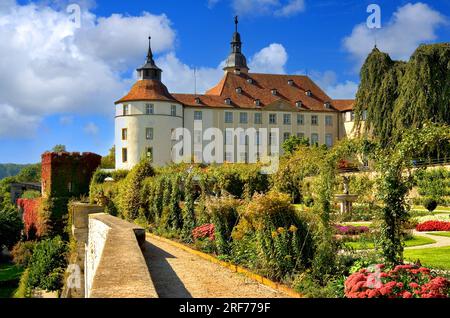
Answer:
top-left (1, 0), bottom-right (449, 164)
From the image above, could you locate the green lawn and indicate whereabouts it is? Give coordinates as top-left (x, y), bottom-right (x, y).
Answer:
top-left (404, 246), bottom-right (450, 270)
top-left (0, 263), bottom-right (23, 282)
top-left (345, 235), bottom-right (436, 250)
top-left (426, 231), bottom-right (450, 238)
top-left (342, 222), bottom-right (372, 227)
top-left (412, 205), bottom-right (450, 213)
top-left (0, 263), bottom-right (23, 298)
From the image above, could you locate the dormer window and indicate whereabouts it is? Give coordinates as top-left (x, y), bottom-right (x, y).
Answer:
top-left (254, 99), bottom-right (261, 107)
top-left (225, 98), bottom-right (231, 105)
top-left (234, 69), bottom-right (241, 75)
top-left (195, 97), bottom-right (201, 104)
top-left (305, 90), bottom-right (312, 97)
top-left (324, 102), bottom-right (331, 109)
top-left (247, 78), bottom-right (253, 84)
top-left (271, 89), bottom-right (277, 96)
top-left (288, 79), bottom-right (294, 86)
top-left (295, 101), bottom-right (303, 108)
top-left (236, 87), bottom-right (242, 94)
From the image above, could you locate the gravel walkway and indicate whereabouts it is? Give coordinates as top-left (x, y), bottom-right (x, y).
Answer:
top-left (143, 235), bottom-right (291, 298)
top-left (405, 231), bottom-right (450, 250)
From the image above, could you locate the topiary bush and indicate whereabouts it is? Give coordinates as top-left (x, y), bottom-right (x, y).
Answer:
top-left (423, 197), bottom-right (438, 213)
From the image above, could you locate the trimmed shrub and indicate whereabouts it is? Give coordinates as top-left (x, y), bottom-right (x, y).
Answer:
top-left (423, 198), bottom-right (438, 213)
top-left (27, 236), bottom-right (68, 292)
top-left (116, 158), bottom-right (155, 220)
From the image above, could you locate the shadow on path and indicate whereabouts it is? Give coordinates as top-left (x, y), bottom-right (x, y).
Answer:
top-left (143, 241), bottom-right (192, 298)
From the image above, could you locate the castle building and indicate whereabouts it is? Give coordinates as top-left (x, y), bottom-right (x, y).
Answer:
top-left (115, 19), bottom-right (355, 169)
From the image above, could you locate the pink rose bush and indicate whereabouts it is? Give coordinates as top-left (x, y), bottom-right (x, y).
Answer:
top-left (345, 264), bottom-right (450, 298)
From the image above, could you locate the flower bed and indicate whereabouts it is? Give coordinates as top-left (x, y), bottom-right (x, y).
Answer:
top-left (344, 264), bottom-right (450, 298)
top-left (334, 224), bottom-right (369, 235)
top-left (192, 223), bottom-right (215, 241)
top-left (416, 221), bottom-right (450, 232)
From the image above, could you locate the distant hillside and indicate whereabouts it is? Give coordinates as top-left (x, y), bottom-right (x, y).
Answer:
top-left (0, 164), bottom-right (31, 180)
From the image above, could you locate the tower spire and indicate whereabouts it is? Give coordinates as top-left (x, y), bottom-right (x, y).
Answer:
top-left (223, 16), bottom-right (249, 74)
top-left (137, 35), bottom-right (162, 81)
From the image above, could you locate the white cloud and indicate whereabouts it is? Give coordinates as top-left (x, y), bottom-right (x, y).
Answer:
top-left (228, 0), bottom-right (305, 17)
top-left (0, 2), bottom-right (176, 138)
top-left (309, 70), bottom-right (358, 99)
top-left (249, 43), bottom-right (288, 74)
top-left (343, 2), bottom-right (447, 67)
top-left (156, 53), bottom-right (224, 94)
top-left (0, 104), bottom-right (41, 138)
top-left (274, 0), bottom-right (305, 17)
top-left (83, 122), bottom-right (99, 135)
top-left (59, 115), bottom-right (73, 126)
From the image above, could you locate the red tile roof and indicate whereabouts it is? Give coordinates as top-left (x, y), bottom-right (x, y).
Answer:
top-left (332, 99), bottom-right (355, 111)
top-left (116, 73), bottom-right (355, 112)
top-left (115, 79), bottom-right (176, 104)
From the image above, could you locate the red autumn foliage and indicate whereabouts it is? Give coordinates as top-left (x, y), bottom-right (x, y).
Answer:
top-left (344, 264), bottom-right (450, 298)
top-left (192, 223), bottom-right (215, 241)
top-left (17, 198), bottom-right (42, 239)
top-left (416, 220), bottom-right (450, 232)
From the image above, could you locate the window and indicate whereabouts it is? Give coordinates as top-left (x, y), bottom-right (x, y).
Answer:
top-left (171, 105), bottom-right (177, 116)
top-left (283, 114), bottom-right (291, 125)
top-left (311, 115), bottom-right (318, 126)
top-left (240, 112), bottom-right (248, 124)
top-left (351, 111), bottom-right (355, 121)
top-left (325, 115), bottom-right (333, 126)
top-left (254, 113), bottom-right (262, 124)
top-left (122, 128), bottom-right (127, 140)
top-left (311, 133), bottom-right (319, 145)
top-left (145, 147), bottom-right (153, 162)
top-left (325, 134), bottom-right (333, 148)
top-left (297, 114), bottom-right (304, 125)
top-left (225, 152), bottom-right (233, 163)
top-left (256, 131), bottom-right (261, 145)
top-left (283, 132), bottom-right (290, 142)
top-left (269, 132), bottom-right (278, 145)
top-left (269, 114), bottom-right (277, 124)
top-left (146, 128), bottom-right (153, 140)
top-left (225, 112), bottom-right (233, 123)
top-left (146, 103), bottom-right (154, 115)
top-left (239, 132), bottom-right (248, 145)
top-left (225, 130), bottom-right (233, 145)
top-left (123, 104), bottom-right (129, 116)
top-left (194, 130), bottom-right (202, 144)
top-left (297, 132), bottom-right (304, 138)
top-left (122, 148), bottom-right (128, 163)
top-left (194, 111), bottom-right (202, 120)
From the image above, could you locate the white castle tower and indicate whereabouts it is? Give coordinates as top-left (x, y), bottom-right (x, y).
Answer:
top-left (114, 37), bottom-right (182, 169)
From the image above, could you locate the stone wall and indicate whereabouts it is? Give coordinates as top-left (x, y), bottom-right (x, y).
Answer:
top-left (85, 213), bottom-right (157, 298)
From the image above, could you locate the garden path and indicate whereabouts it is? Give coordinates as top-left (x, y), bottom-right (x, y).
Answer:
top-left (143, 234), bottom-right (291, 298)
top-left (405, 231), bottom-right (450, 250)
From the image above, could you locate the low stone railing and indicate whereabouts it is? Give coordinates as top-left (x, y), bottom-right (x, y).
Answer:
top-left (85, 213), bottom-right (157, 298)
top-left (66, 202), bottom-right (157, 298)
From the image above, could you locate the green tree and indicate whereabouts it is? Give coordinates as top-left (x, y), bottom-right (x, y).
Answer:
top-left (101, 146), bottom-right (115, 169)
top-left (27, 236), bottom-right (67, 292)
top-left (51, 145), bottom-right (67, 152)
top-left (282, 135), bottom-right (310, 155)
top-left (16, 164), bottom-right (41, 183)
top-left (0, 205), bottom-right (23, 250)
